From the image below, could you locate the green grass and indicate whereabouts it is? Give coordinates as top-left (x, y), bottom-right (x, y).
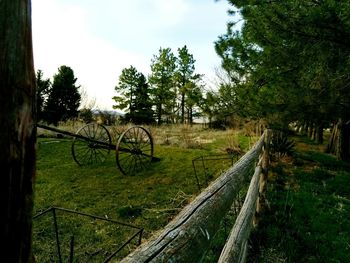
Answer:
top-left (250, 136), bottom-right (350, 262)
top-left (33, 126), bottom-right (253, 262)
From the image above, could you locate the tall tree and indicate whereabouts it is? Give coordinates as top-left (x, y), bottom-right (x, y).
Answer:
top-left (174, 45), bottom-right (198, 123)
top-left (113, 66), bottom-right (154, 124)
top-left (131, 73), bottom-right (154, 124)
top-left (149, 47), bottom-right (177, 124)
top-left (200, 91), bottom-right (219, 127)
top-left (36, 70), bottom-right (51, 122)
top-left (185, 81), bottom-right (203, 125)
top-left (113, 66), bottom-right (139, 115)
top-left (44, 65), bottom-right (81, 125)
top-left (0, 0), bottom-right (36, 262)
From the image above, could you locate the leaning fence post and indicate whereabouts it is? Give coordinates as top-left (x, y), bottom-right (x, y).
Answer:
top-left (255, 129), bottom-right (271, 225)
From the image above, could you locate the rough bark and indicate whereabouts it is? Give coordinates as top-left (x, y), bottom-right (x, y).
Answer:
top-left (0, 0), bottom-right (36, 262)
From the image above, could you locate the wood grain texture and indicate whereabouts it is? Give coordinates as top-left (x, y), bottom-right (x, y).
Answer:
top-left (0, 0), bottom-right (36, 262)
top-left (119, 133), bottom-right (265, 263)
top-left (218, 164), bottom-right (261, 263)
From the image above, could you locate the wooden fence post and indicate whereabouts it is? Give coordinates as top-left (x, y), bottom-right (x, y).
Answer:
top-left (0, 1), bottom-right (36, 262)
top-left (255, 129), bottom-right (271, 225)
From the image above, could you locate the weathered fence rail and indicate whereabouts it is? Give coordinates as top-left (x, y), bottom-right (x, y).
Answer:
top-left (218, 164), bottom-right (261, 263)
top-left (119, 130), bottom-right (270, 263)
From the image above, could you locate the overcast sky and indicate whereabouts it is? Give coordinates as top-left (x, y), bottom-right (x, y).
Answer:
top-left (32, 0), bottom-right (234, 110)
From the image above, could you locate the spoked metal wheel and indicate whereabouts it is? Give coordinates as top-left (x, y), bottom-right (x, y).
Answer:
top-left (71, 123), bottom-right (112, 166)
top-left (116, 126), bottom-right (154, 175)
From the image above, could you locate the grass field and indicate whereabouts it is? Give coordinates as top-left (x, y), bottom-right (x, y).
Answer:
top-left (33, 124), bottom-right (254, 262)
top-left (34, 125), bottom-right (350, 262)
top-left (250, 135), bottom-right (350, 262)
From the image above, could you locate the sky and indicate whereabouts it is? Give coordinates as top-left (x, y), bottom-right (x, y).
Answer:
top-left (32, 0), bottom-right (234, 110)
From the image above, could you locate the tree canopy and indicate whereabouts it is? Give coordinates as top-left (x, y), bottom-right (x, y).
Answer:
top-left (149, 47), bottom-right (177, 124)
top-left (215, 0), bottom-right (350, 158)
top-left (36, 69), bottom-right (51, 122)
top-left (114, 46), bottom-right (204, 125)
top-left (174, 45), bottom-right (201, 124)
top-left (113, 65), bottom-right (154, 124)
top-left (44, 65), bottom-right (81, 125)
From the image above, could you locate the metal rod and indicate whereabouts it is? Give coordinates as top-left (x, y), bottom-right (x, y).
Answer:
top-left (69, 235), bottom-right (74, 263)
top-left (201, 156), bottom-right (208, 186)
top-left (37, 123), bottom-right (115, 150)
top-left (33, 207), bottom-right (144, 262)
top-left (192, 159), bottom-right (201, 191)
top-left (33, 206), bottom-right (55, 219)
top-left (51, 206), bottom-right (142, 230)
top-left (52, 208), bottom-right (63, 263)
top-left (138, 228), bottom-right (143, 246)
top-left (103, 229), bottom-right (144, 263)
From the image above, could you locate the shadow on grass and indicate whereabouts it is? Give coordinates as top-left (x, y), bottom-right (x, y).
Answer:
top-left (249, 140), bottom-right (350, 262)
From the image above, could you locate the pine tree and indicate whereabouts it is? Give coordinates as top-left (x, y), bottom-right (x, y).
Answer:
top-left (113, 66), bottom-right (154, 124)
top-left (149, 47), bottom-right (177, 124)
top-left (215, 0), bottom-right (350, 158)
top-left (44, 66), bottom-right (81, 125)
top-left (174, 45), bottom-right (197, 123)
top-left (36, 70), bottom-right (51, 122)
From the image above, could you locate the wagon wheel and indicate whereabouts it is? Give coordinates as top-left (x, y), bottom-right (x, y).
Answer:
top-left (72, 123), bottom-right (112, 166)
top-left (116, 126), bottom-right (153, 175)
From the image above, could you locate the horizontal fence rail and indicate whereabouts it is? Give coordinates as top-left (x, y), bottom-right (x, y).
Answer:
top-left (119, 131), bottom-right (269, 263)
top-left (218, 163), bottom-right (261, 263)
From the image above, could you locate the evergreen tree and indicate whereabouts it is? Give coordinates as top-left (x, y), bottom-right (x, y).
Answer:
top-left (200, 91), bottom-right (219, 127)
top-left (44, 66), bottom-right (81, 125)
top-left (131, 74), bottom-right (154, 124)
top-left (174, 45), bottom-right (199, 123)
top-left (216, 0), bottom-right (350, 158)
top-left (36, 69), bottom-right (51, 122)
top-left (149, 47), bottom-right (177, 124)
top-left (113, 66), bottom-right (154, 124)
top-left (113, 66), bottom-right (139, 115)
top-left (184, 81), bottom-right (203, 125)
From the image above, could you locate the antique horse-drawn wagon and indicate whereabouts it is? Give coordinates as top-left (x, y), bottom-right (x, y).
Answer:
top-left (37, 123), bottom-right (155, 175)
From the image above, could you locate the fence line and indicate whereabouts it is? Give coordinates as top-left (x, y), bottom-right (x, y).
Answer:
top-left (119, 130), bottom-right (269, 263)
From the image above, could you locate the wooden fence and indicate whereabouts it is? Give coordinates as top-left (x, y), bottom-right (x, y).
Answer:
top-left (119, 130), bottom-right (270, 263)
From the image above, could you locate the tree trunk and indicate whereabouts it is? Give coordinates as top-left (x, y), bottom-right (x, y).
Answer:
top-left (0, 1), bottom-right (36, 262)
top-left (181, 93), bottom-right (185, 124)
top-left (326, 122), bottom-right (338, 154)
top-left (316, 123), bottom-right (324, 144)
top-left (301, 122), bottom-right (308, 135)
top-left (336, 118), bottom-right (350, 161)
top-left (157, 103), bottom-right (162, 125)
top-left (189, 107), bottom-right (193, 125)
top-left (308, 122), bottom-right (314, 139)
